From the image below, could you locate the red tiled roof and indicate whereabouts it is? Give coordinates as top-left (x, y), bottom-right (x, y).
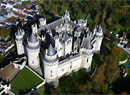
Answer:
top-left (23, 10), bottom-right (28, 13)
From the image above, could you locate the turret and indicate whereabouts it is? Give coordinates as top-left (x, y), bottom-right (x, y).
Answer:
top-left (80, 36), bottom-right (93, 72)
top-left (78, 19), bottom-right (87, 27)
top-left (93, 25), bottom-right (97, 35)
top-left (32, 23), bottom-right (38, 34)
top-left (62, 9), bottom-right (70, 20)
top-left (59, 31), bottom-right (72, 57)
top-left (94, 25), bottom-right (103, 52)
top-left (39, 18), bottom-right (46, 27)
top-left (26, 32), bottom-right (40, 68)
top-left (42, 44), bottom-right (59, 87)
top-left (15, 28), bottom-right (24, 55)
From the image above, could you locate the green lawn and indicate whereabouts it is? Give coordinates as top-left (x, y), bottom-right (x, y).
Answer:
top-left (38, 85), bottom-right (45, 94)
top-left (11, 67), bottom-right (43, 94)
top-left (120, 53), bottom-right (128, 61)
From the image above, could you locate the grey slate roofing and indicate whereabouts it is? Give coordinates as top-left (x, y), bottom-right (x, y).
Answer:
top-left (82, 37), bottom-right (92, 49)
top-left (65, 9), bottom-right (68, 14)
top-left (77, 26), bottom-right (86, 32)
top-left (1, 2), bottom-right (7, 5)
top-left (68, 20), bottom-right (80, 28)
top-left (0, 9), bottom-right (7, 16)
top-left (47, 44), bottom-right (56, 56)
top-left (38, 18), bottom-right (81, 35)
top-left (75, 38), bottom-right (81, 45)
top-left (38, 18), bottom-right (64, 32)
top-left (16, 29), bottom-right (22, 36)
top-left (62, 31), bottom-right (69, 41)
top-left (28, 33), bottom-right (38, 43)
top-left (94, 25), bottom-right (97, 29)
top-left (8, 1), bottom-right (15, 5)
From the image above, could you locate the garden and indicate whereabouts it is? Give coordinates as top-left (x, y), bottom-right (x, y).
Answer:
top-left (10, 67), bottom-right (43, 94)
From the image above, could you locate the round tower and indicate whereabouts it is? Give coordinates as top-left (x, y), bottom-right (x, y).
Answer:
top-left (27, 32), bottom-right (40, 68)
top-left (80, 37), bottom-right (94, 72)
top-left (94, 25), bottom-right (103, 52)
top-left (15, 28), bottom-right (24, 55)
top-left (42, 44), bottom-right (59, 87)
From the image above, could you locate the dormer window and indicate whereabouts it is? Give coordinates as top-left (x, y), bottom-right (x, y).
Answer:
top-left (67, 40), bottom-right (71, 44)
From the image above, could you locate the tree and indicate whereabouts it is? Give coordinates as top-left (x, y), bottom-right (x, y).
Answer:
top-left (110, 34), bottom-right (118, 48)
top-left (86, 81), bottom-right (92, 90)
top-left (102, 11), bottom-right (107, 21)
top-left (106, 16), bottom-right (112, 25)
top-left (105, 48), bottom-right (121, 84)
top-left (0, 27), bottom-right (10, 39)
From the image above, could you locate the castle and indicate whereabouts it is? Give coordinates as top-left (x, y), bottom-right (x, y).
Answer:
top-left (15, 9), bottom-right (103, 87)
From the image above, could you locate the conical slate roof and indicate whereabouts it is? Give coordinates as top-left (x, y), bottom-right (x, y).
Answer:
top-left (47, 44), bottom-right (56, 56)
top-left (16, 29), bottom-right (22, 36)
top-left (94, 25), bottom-right (97, 29)
top-left (65, 9), bottom-right (68, 14)
top-left (99, 25), bottom-right (102, 29)
top-left (82, 38), bottom-right (92, 49)
top-left (28, 32), bottom-right (38, 43)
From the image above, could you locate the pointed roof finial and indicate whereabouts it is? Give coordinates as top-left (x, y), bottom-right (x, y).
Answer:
top-left (16, 28), bottom-right (22, 36)
top-left (99, 25), bottom-right (102, 29)
top-left (28, 32), bottom-right (38, 43)
top-left (94, 25), bottom-right (97, 29)
top-left (65, 9), bottom-right (68, 14)
top-left (47, 44), bottom-right (56, 56)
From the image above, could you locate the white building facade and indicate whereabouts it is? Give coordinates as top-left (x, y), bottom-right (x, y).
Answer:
top-left (15, 9), bottom-right (103, 87)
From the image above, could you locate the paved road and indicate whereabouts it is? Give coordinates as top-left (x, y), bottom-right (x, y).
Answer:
top-left (2, 46), bottom-right (14, 58)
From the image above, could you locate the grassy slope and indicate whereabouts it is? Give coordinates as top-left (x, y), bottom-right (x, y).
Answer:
top-left (11, 67), bottom-right (42, 94)
top-left (120, 53), bottom-right (128, 61)
top-left (38, 85), bottom-right (45, 94)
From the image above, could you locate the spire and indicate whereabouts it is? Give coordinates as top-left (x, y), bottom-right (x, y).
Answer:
top-left (65, 9), bottom-right (68, 14)
top-left (16, 28), bottom-right (22, 36)
top-left (94, 25), bottom-right (97, 29)
top-left (28, 32), bottom-right (38, 43)
top-left (63, 9), bottom-right (70, 20)
top-left (47, 44), bottom-right (56, 56)
top-left (98, 25), bottom-right (101, 31)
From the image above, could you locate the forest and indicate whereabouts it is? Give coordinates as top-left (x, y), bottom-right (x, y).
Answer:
top-left (33, 0), bottom-right (130, 94)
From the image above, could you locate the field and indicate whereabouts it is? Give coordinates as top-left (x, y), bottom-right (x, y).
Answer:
top-left (11, 67), bottom-right (43, 94)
